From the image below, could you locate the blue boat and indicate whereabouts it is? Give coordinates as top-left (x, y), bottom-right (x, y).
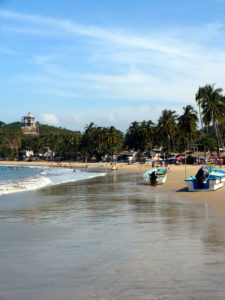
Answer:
top-left (185, 166), bottom-right (225, 191)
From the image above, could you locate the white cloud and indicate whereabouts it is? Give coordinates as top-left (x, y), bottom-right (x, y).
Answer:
top-left (60, 104), bottom-right (183, 132)
top-left (40, 113), bottom-right (59, 125)
top-left (71, 114), bottom-right (81, 122)
top-left (107, 113), bottom-right (116, 122)
top-left (40, 89), bottom-right (78, 99)
top-left (2, 8), bottom-right (225, 130)
top-left (0, 8), bottom-right (210, 58)
top-left (0, 47), bottom-right (18, 55)
top-left (85, 72), bottom-right (197, 103)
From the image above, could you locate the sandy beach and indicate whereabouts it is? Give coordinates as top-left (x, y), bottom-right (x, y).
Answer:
top-left (116, 163), bottom-right (225, 217)
top-left (112, 163), bottom-right (225, 217)
top-left (1, 160), bottom-right (225, 216)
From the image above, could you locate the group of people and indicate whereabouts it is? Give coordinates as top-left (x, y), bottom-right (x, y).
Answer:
top-left (207, 157), bottom-right (223, 168)
top-left (1, 166), bottom-right (20, 171)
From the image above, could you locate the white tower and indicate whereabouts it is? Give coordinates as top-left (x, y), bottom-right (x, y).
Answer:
top-left (21, 112), bottom-right (39, 135)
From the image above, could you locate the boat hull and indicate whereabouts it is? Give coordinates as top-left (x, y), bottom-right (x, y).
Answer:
top-left (144, 175), bottom-right (167, 185)
top-left (143, 169), bottom-right (167, 185)
top-left (110, 167), bottom-right (117, 171)
top-left (185, 178), bottom-right (223, 191)
top-left (211, 169), bottom-right (225, 182)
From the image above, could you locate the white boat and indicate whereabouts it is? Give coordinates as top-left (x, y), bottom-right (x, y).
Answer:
top-left (211, 168), bottom-right (225, 182)
top-left (185, 166), bottom-right (224, 191)
top-left (143, 168), bottom-right (167, 185)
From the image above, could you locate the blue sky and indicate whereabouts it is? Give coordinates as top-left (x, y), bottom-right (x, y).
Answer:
top-left (1, 0), bottom-right (225, 132)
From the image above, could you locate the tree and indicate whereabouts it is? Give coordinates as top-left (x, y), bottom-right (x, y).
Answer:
top-left (140, 120), bottom-right (155, 153)
top-left (156, 110), bottom-right (177, 152)
top-left (197, 137), bottom-right (217, 153)
top-left (80, 123), bottom-right (123, 161)
top-left (106, 126), bottom-right (123, 155)
top-left (0, 146), bottom-right (13, 159)
top-left (124, 121), bottom-right (155, 153)
top-left (195, 84), bottom-right (225, 156)
top-left (178, 105), bottom-right (198, 149)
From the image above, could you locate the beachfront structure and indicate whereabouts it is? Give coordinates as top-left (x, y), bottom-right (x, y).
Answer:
top-left (25, 150), bottom-right (34, 157)
top-left (189, 144), bottom-right (198, 152)
top-left (150, 147), bottom-right (163, 157)
top-left (117, 151), bottom-right (136, 162)
top-left (21, 112), bottom-right (39, 135)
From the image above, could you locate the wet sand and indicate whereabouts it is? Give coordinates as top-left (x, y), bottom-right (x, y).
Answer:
top-left (114, 164), bottom-right (225, 217)
top-left (104, 163), bottom-right (225, 217)
top-left (1, 161), bottom-right (225, 217)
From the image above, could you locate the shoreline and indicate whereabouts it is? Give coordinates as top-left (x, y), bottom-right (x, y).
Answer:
top-left (1, 160), bottom-right (225, 217)
top-left (116, 163), bottom-right (225, 217)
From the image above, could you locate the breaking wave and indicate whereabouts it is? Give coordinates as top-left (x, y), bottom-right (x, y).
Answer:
top-left (0, 176), bottom-right (52, 195)
top-left (0, 166), bottom-right (106, 195)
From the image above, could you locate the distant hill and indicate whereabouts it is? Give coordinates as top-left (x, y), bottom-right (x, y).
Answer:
top-left (0, 122), bottom-right (23, 148)
top-left (0, 120), bottom-right (124, 161)
top-left (38, 123), bottom-right (80, 135)
top-left (0, 121), bottom-right (82, 149)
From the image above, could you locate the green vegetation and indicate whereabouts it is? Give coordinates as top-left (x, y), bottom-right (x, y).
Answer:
top-left (196, 84), bottom-right (225, 155)
top-left (0, 121), bottom-right (123, 161)
top-left (124, 121), bottom-right (154, 152)
top-left (0, 84), bottom-right (225, 161)
top-left (80, 123), bottom-right (124, 161)
top-left (198, 137), bottom-right (217, 153)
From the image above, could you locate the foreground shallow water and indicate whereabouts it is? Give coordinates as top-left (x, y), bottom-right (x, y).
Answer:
top-left (0, 170), bottom-right (225, 300)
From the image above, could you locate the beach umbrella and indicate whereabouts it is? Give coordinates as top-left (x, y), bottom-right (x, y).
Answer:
top-left (150, 157), bottom-right (157, 162)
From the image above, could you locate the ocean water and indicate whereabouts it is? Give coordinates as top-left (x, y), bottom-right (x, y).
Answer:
top-left (0, 169), bottom-right (225, 300)
top-left (0, 165), bottom-right (106, 195)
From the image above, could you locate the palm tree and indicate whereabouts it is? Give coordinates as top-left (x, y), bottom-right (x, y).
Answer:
top-left (125, 121), bottom-right (141, 151)
top-left (178, 105), bottom-right (198, 150)
top-left (195, 84), bottom-right (225, 156)
top-left (140, 120), bottom-right (154, 153)
top-left (157, 110), bottom-right (177, 152)
top-left (195, 87), bottom-right (205, 136)
top-left (107, 126), bottom-right (123, 155)
top-left (80, 122), bottom-right (96, 160)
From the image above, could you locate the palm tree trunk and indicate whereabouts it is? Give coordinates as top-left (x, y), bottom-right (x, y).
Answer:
top-left (213, 121), bottom-right (220, 157)
top-left (216, 122), bottom-right (223, 149)
top-left (198, 104), bottom-right (205, 136)
top-left (206, 126), bottom-right (210, 137)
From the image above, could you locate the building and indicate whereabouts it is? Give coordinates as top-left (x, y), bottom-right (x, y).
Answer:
top-left (189, 144), bottom-right (198, 152)
top-left (24, 150), bottom-right (34, 157)
top-left (21, 112), bottom-right (39, 135)
top-left (39, 147), bottom-right (56, 161)
top-left (116, 151), bottom-right (136, 162)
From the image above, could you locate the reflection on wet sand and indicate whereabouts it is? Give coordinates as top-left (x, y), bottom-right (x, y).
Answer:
top-left (0, 171), bottom-right (225, 299)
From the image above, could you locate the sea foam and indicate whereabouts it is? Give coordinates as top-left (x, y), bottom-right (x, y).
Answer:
top-left (0, 176), bottom-right (52, 195)
top-left (0, 166), bottom-right (106, 195)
